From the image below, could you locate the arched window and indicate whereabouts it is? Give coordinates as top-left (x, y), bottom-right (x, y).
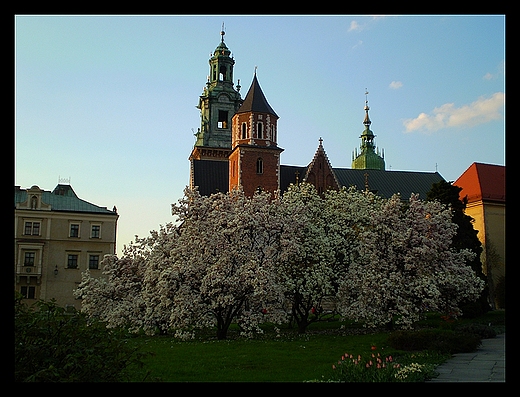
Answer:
top-left (241, 123), bottom-right (247, 139)
top-left (257, 122), bottom-right (263, 139)
top-left (30, 195), bottom-right (38, 209)
top-left (256, 158), bottom-right (263, 174)
top-left (219, 65), bottom-right (227, 81)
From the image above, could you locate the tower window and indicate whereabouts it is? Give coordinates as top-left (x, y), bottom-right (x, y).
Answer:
top-left (218, 110), bottom-right (228, 128)
top-left (257, 122), bottom-right (263, 139)
top-left (219, 65), bottom-right (227, 81)
top-left (256, 158), bottom-right (263, 174)
top-left (241, 123), bottom-right (247, 139)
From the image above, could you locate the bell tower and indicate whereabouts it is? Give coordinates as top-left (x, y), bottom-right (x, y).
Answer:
top-left (190, 26), bottom-right (243, 162)
top-left (229, 71), bottom-right (284, 197)
top-left (351, 90), bottom-right (385, 170)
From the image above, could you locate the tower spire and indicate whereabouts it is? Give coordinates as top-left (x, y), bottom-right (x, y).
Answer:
top-left (221, 22), bottom-right (225, 42)
top-left (364, 88), bottom-right (371, 127)
top-left (351, 89), bottom-right (385, 170)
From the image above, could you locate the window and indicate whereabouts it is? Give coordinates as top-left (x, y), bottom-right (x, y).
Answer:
top-left (30, 195), bottom-right (38, 209)
top-left (20, 286), bottom-right (35, 299)
top-left (70, 224), bottom-right (79, 238)
top-left (219, 65), bottom-right (227, 81)
top-left (241, 123), bottom-right (247, 139)
top-left (218, 110), bottom-right (228, 128)
top-left (67, 254), bottom-right (78, 269)
top-left (89, 255), bottom-right (100, 270)
top-left (257, 122), bottom-right (263, 139)
top-left (91, 225), bottom-right (100, 238)
top-left (24, 252), bottom-right (35, 266)
top-left (24, 221), bottom-right (41, 236)
top-left (256, 158), bottom-right (263, 174)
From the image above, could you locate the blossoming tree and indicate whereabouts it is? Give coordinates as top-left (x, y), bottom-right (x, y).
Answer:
top-left (74, 242), bottom-right (148, 332)
top-left (278, 183), bottom-right (336, 333)
top-left (75, 185), bottom-right (485, 338)
top-left (336, 193), bottom-right (485, 329)
top-left (164, 187), bottom-right (288, 339)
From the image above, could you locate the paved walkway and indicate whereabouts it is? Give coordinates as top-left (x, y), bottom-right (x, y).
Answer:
top-left (427, 333), bottom-right (505, 382)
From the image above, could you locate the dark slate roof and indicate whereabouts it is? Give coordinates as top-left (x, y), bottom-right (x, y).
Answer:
top-left (190, 160), bottom-right (444, 200)
top-left (236, 74), bottom-right (278, 117)
top-left (191, 159), bottom-right (229, 196)
top-left (280, 165), bottom-right (307, 193)
top-left (333, 168), bottom-right (445, 200)
top-left (15, 184), bottom-right (116, 214)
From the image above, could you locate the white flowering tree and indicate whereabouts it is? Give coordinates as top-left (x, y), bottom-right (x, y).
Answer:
top-left (74, 242), bottom-right (148, 332)
top-left (163, 187), bottom-right (288, 339)
top-left (278, 183), bottom-right (336, 333)
top-left (76, 184), bottom-right (485, 338)
top-left (336, 193), bottom-right (485, 329)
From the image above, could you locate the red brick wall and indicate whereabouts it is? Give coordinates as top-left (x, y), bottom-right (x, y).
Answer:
top-left (229, 146), bottom-right (281, 197)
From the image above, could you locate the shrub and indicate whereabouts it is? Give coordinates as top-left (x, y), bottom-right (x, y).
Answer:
top-left (455, 323), bottom-right (496, 339)
top-left (14, 295), bottom-right (150, 382)
top-left (387, 329), bottom-right (481, 354)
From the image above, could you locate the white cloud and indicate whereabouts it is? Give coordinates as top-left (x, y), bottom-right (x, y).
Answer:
top-left (483, 60), bottom-right (505, 81)
top-left (352, 40), bottom-right (363, 49)
top-left (348, 16), bottom-right (386, 32)
top-left (389, 81), bottom-right (403, 89)
top-left (348, 20), bottom-right (362, 32)
top-left (403, 92), bottom-right (505, 133)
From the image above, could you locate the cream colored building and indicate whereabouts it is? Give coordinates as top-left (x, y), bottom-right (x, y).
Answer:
top-left (14, 184), bottom-right (118, 309)
top-left (454, 163), bottom-right (505, 309)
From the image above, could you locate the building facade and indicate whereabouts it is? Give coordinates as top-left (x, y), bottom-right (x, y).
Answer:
top-left (14, 184), bottom-right (118, 309)
top-left (454, 162), bottom-right (505, 308)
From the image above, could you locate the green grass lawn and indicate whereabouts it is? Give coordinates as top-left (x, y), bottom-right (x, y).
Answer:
top-left (125, 311), bottom-right (505, 382)
top-left (128, 331), bottom-right (395, 382)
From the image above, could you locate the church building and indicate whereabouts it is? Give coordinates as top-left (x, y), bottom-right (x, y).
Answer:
top-left (189, 31), bottom-right (444, 200)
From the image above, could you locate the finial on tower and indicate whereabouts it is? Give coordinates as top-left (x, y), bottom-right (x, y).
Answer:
top-left (363, 88), bottom-right (371, 127)
top-left (254, 65), bottom-right (257, 76)
top-left (221, 22), bottom-right (225, 42)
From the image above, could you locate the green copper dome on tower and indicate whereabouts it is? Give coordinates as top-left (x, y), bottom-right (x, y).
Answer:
top-left (351, 90), bottom-right (385, 170)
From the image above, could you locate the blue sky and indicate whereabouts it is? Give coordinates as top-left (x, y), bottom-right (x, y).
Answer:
top-left (15, 15), bottom-right (505, 255)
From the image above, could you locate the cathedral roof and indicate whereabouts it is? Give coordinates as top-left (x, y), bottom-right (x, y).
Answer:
top-left (281, 166), bottom-right (444, 200)
top-left (191, 160), bottom-right (444, 201)
top-left (236, 73), bottom-right (278, 117)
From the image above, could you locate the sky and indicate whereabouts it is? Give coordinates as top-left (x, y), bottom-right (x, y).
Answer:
top-left (15, 15), bottom-right (505, 256)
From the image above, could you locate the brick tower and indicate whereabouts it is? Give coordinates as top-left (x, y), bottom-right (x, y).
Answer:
top-left (229, 71), bottom-right (284, 196)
